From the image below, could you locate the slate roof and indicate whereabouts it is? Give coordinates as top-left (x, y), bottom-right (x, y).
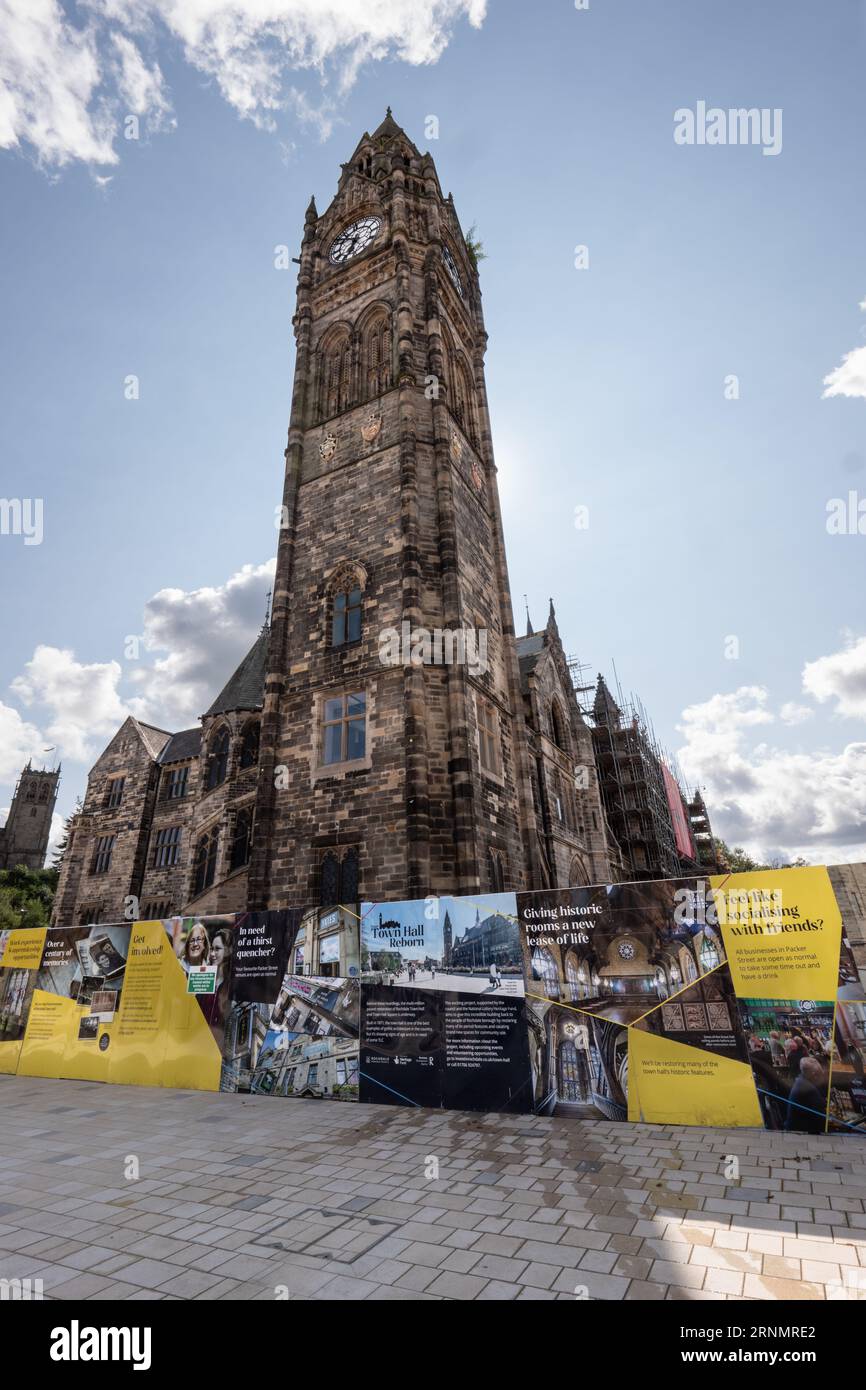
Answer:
top-left (158, 727), bottom-right (202, 765)
top-left (134, 721), bottom-right (173, 760)
top-left (205, 628), bottom-right (269, 717)
top-left (515, 631), bottom-right (546, 694)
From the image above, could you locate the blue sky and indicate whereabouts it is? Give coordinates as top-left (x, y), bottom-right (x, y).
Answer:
top-left (1, 0), bottom-right (865, 864)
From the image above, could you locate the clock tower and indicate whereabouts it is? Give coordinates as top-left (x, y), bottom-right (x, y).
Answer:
top-left (248, 110), bottom-right (542, 910)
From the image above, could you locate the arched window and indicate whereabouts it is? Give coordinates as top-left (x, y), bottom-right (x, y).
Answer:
top-left (488, 847), bottom-right (505, 893)
top-left (317, 327), bottom-right (352, 421)
top-left (206, 727), bottom-right (229, 790)
top-left (531, 946), bottom-right (560, 1000)
top-left (565, 954), bottom-right (583, 1002)
top-left (327, 562), bottom-right (366, 649)
top-left (239, 721), bottom-right (260, 769)
top-left (451, 358), bottom-right (475, 438)
top-left (332, 583), bottom-right (363, 646)
top-left (192, 828), bottom-right (219, 895)
top-left (230, 808), bottom-right (252, 871)
top-left (559, 1040), bottom-right (582, 1102)
top-left (361, 311), bottom-right (391, 400)
top-left (550, 700), bottom-right (567, 751)
top-left (319, 845), bottom-right (360, 907)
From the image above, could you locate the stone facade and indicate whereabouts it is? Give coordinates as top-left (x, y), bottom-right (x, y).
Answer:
top-left (0, 764), bottom-right (59, 871)
top-left (50, 113), bottom-right (661, 927)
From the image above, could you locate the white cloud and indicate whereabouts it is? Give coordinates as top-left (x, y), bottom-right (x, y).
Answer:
top-left (803, 634), bottom-right (866, 719)
top-left (128, 559), bottom-right (275, 729)
top-left (0, 0), bottom-right (117, 165)
top-left (111, 32), bottom-right (171, 128)
top-left (779, 701), bottom-right (813, 726)
top-left (10, 645), bottom-right (131, 762)
top-left (0, 701), bottom-right (47, 783)
top-left (822, 295), bottom-right (866, 401)
top-left (0, 0), bottom-right (486, 167)
top-left (6, 559), bottom-right (275, 767)
top-left (678, 684), bottom-right (866, 864)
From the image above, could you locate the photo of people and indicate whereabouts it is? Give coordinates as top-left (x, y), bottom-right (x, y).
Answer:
top-left (361, 893), bottom-right (524, 994)
top-left (828, 1001), bottom-right (866, 1132)
top-left (38, 925), bottom-right (130, 1006)
top-left (166, 916), bottom-right (235, 1045)
top-left (737, 999), bottom-right (836, 1133)
top-left (77, 1015), bottom-right (100, 1041)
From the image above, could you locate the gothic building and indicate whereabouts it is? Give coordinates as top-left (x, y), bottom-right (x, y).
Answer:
top-left (0, 763), bottom-right (59, 871)
top-left (52, 112), bottom-right (648, 926)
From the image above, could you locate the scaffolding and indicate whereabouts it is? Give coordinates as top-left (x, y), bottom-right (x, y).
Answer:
top-left (569, 662), bottom-right (686, 880)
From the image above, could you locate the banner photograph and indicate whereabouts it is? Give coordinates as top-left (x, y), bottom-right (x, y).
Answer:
top-left (2, 864), bottom-right (864, 1133)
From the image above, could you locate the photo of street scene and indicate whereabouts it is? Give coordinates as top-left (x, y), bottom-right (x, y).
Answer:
top-left (221, 971), bottom-right (359, 1101)
top-left (361, 893), bottom-right (524, 995)
top-left (738, 998), bottom-right (837, 1133)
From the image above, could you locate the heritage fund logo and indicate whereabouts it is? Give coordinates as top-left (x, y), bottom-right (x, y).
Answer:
top-left (379, 620), bottom-right (488, 674)
top-left (49, 1320), bottom-right (152, 1371)
top-left (674, 101), bottom-right (783, 156)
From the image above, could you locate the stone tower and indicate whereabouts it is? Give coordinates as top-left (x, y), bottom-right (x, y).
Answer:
top-left (0, 762), bottom-right (60, 871)
top-left (249, 110), bottom-right (541, 909)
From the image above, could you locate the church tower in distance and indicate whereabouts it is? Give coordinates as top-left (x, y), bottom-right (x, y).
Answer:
top-left (249, 110), bottom-right (541, 909)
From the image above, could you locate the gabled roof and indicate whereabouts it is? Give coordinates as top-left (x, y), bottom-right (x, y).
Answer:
top-left (158, 728), bottom-right (202, 765)
top-left (205, 629), bottom-right (269, 718)
top-left (132, 719), bottom-right (172, 760)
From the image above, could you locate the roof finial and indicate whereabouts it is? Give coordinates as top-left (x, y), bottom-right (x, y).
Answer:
top-left (524, 594), bottom-right (533, 637)
top-left (386, 105), bottom-right (392, 116)
top-left (263, 589), bottom-right (272, 630)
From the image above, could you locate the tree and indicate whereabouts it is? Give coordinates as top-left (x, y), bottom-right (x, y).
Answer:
top-left (713, 838), bottom-right (809, 873)
top-left (464, 224), bottom-right (486, 269)
top-left (52, 798), bottom-right (82, 871)
top-left (0, 865), bottom-right (58, 930)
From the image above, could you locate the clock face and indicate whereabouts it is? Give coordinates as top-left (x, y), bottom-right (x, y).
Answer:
top-left (442, 243), bottom-right (464, 297)
top-left (328, 216), bottom-right (381, 265)
top-left (617, 940), bottom-right (636, 961)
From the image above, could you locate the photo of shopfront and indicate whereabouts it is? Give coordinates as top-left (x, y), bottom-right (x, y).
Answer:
top-left (289, 907), bottom-right (359, 979)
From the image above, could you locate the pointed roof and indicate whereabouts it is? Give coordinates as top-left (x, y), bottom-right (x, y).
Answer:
top-left (593, 675), bottom-right (621, 729)
top-left (205, 629), bottom-right (269, 718)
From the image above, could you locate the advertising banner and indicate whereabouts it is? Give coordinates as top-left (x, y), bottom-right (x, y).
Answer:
top-left (359, 893), bottom-right (532, 1111)
top-left (2, 863), bottom-right (864, 1134)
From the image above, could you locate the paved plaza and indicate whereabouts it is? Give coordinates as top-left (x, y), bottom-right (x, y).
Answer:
top-left (1, 1073), bottom-right (865, 1301)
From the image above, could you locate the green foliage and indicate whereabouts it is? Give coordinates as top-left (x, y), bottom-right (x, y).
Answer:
top-left (0, 865), bottom-right (58, 930)
top-left (52, 799), bottom-right (81, 871)
top-left (714, 838), bottom-right (809, 873)
top-left (464, 223), bottom-right (486, 269)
